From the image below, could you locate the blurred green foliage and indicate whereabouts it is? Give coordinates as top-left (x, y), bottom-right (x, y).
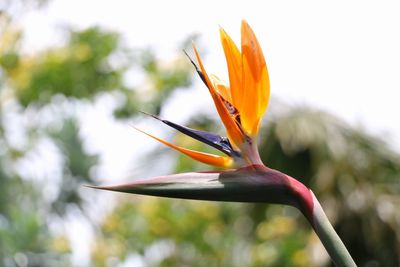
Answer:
top-left (3, 27), bottom-right (123, 106)
top-left (49, 118), bottom-right (99, 215)
top-left (1, 3), bottom-right (400, 267)
top-left (93, 197), bottom-right (312, 267)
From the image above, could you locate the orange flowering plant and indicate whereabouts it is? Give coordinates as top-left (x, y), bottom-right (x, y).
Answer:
top-left (91, 21), bottom-right (356, 267)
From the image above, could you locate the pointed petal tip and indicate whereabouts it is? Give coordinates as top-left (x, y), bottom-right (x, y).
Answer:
top-left (83, 184), bottom-right (115, 191)
top-left (138, 110), bottom-right (153, 116)
top-left (183, 49), bottom-right (196, 66)
top-left (241, 20), bottom-right (254, 35)
top-left (139, 111), bottom-right (170, 125)
top-left (191, 41), bottom-right (199, 52)
top-left (139, 110), bottom-right (161, 122)
top-left (84, 184), bottom-right (128, 194)
top-left (219, 25), bottom-right (227, 36)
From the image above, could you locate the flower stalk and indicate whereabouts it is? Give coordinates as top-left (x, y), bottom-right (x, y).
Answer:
top-left (310, 192), bottom-right (357, 267)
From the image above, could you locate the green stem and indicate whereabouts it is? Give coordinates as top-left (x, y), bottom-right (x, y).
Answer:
top-left (310, 191), bottom-right (356, 267)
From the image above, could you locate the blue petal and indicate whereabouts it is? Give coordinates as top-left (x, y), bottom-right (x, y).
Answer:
top-left (142, 112), bottom-right (241, 158)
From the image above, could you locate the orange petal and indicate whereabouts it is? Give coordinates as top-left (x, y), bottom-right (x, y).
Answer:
top-left (241, 20), bottom-right (270, 136)
top-left (210, 75), bottom-right (232, 103)
top-left (134, 127), bottom-right (232, 168)
top-left (192, 44), bottom-right (245, 147)
top-left (219, 27), bottom-right (243, 112)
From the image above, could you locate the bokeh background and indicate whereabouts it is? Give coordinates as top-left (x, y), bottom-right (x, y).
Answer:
top-left (1, 0), bottom-right (400, 266)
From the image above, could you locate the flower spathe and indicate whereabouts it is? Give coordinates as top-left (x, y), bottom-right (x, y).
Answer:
top-left (92, 164), bottom-right (313, 218)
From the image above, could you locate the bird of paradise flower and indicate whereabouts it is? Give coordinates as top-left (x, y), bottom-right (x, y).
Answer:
top-left (90, 20), bottom-right (356, 267)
